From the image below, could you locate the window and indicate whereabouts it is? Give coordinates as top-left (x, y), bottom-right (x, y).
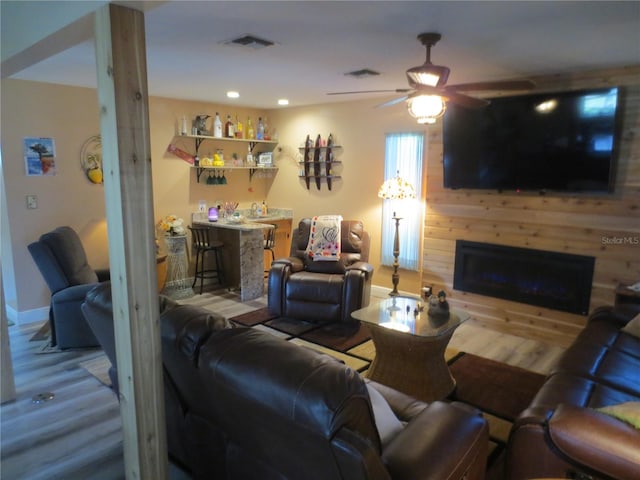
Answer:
top-left (381, 132), bottom-right (424, 270)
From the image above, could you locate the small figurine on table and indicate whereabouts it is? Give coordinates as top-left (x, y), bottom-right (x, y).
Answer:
top-left (428, 290), bottom-right (450, 319)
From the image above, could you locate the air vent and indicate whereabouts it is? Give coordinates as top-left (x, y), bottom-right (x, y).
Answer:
top-left (345, 68), bottom-right (381, 78)
top-left (224, 34), bottom-right (275, 50)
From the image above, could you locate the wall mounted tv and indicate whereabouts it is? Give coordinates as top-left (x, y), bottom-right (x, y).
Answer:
top-left (443, 87), bottom-right (620, 193)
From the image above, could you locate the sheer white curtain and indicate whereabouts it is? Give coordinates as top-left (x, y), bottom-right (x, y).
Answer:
top-left (381, 132), bottom-right (424, 270)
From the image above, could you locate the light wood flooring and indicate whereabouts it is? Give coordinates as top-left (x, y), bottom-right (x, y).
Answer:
top-left (1, 288), bottom-right (565, 479)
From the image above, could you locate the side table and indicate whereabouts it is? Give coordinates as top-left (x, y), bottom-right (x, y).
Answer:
top-left (352, 296), bottom-right (468, 402)
top-left (162, 235), bottom-right (194, 299)
top-left (615, 283), bottom-right (640, 307)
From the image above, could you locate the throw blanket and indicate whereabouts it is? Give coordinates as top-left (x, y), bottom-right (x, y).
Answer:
top-left (305, 215), bottom-right (342, 261)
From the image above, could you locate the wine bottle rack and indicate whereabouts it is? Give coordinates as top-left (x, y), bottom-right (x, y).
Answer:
top-left (298, 134), bottom-right (342, 191)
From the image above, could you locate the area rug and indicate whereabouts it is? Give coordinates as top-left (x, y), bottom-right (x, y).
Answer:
top-left (448, 352), bottom-right (547, 421)
top-left (79, 355), bottom-right (112, 388)
top-left (229, 307), bottom-right (372, 352)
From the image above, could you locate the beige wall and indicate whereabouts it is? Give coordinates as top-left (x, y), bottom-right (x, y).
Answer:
top-left (2, 78), bottom-right (418, 322)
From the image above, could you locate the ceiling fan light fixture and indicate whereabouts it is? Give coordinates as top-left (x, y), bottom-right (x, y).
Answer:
top-left (406, 63), bottom-right (450, 88)
top-left (407, 94), bottom-right (446, 124)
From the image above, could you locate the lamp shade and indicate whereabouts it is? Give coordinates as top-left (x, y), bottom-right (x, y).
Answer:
top-left (407, 94), bottom-right (446, 124)
top-left (378, 173), bottom-right (416, 200)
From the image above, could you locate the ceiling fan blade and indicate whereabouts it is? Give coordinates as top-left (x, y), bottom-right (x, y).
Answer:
top-left (327, 88), bottom-right (412, 95)
top-left (375, 95), bottom-right (410, 108)
top-left (442, 90), bottom-right (490, 109)
top-left (446, 79), bottom-right (536, 92)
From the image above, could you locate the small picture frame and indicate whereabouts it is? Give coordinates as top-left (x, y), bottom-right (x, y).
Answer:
top-left (257, 152), bottom-right (273, 166)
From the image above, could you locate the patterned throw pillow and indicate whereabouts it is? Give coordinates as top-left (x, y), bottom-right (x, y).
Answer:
top-left (621, 313), bottom-right (640, 339)
top-left (597, 401), bottom-right (640, 429)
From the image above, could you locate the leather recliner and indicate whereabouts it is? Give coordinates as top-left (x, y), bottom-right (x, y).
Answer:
top-left (28, 226), bottom-right (110, 348)
top-left (267, 218), bottom-right (374, 324)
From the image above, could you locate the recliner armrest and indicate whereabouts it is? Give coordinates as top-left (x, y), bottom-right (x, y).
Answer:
top-left (272, 256), bottom-right (305, 273)
top-left (346, 261), bottom-right (374, 279)
top-left (547, 403), bottom-right (640, 480)
top-left (53, 283), bottom-right (101, 304)
top-left (382, 401), bottom-right (488, 480)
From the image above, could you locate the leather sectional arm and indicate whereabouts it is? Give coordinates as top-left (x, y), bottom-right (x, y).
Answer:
top-left (382, 401), bottom-right (488, 480)
top-left (548, 403), bottom-right (640, 480)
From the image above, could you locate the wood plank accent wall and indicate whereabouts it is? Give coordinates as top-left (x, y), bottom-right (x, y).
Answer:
top-left (422, 67), bottom-right (640, 348)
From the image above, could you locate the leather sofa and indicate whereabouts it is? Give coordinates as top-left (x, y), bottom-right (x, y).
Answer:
top-left (268, 218), bottom-right (374, 324)
top-left (166, 324), bottom-right (489, 480)
top-left (84, 283), bottom-right (488, 479)
top-left (81, 282), bottom-right (230, 469)
top-left (28, 226), bottom-right (110, 348)
top-left (506, 304), bottom-right (640, 480)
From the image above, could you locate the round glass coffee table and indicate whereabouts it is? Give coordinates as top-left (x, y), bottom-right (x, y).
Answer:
top-left (352, 296), bottom-right (468, 402)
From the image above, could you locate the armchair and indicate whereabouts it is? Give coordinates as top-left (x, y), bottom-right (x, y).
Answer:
top-left (28, 226), bottom-right (109, 349)
top-left (267, 218), bottom-right (374, 324)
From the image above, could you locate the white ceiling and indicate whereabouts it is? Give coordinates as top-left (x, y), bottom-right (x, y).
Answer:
top-left (7, 1), bottom-right (640, 109)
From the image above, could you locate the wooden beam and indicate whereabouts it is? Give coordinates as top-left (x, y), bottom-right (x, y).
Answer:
top-left (94, 4), bottom-right (167, 479)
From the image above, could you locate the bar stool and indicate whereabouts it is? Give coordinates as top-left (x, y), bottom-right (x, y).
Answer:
top-left (264, 224), bottom-right (277, 275)
top-left (188, 226), bottom-right (225, 294)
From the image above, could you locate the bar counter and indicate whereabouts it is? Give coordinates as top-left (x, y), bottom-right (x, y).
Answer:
top-left (191, 209), bottom-right (293, 301)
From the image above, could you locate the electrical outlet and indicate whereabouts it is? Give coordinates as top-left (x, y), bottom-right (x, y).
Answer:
top-left (26, 195), bottom-right (38, 209)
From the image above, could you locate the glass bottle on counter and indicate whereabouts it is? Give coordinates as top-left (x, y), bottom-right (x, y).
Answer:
top-left (213, 112), bottom-right (223, 138)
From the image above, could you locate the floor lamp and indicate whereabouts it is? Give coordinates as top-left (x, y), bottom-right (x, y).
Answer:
top-left (378, 172), bottom-right (416, 296)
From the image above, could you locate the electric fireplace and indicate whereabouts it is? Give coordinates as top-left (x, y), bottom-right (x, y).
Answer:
top-left (453, 240), bottom-right (595, 315)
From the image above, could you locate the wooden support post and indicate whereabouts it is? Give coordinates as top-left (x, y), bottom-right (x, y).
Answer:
top-left (94, 4), bottom-right (167, 479)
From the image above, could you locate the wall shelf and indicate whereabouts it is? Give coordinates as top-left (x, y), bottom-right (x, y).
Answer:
top-left (192, 166), bottom-right (278, 184)
top-left (179, 134), bottom-right (278, 155)
top-left (175, 134), bottom-right (279, 185)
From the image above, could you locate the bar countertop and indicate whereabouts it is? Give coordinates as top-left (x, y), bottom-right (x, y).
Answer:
top-left (191, 209), bottom-right (293, 231)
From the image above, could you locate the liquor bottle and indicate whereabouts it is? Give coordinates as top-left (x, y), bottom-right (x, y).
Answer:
top-left (263, 117), bottom-right (270, 140)
top-left (246, 144), bottom-right (254, 166)
top-left (247, 118), bottom-right (255, 139)
top-left (256, 117), bottom-right (265, 140)
top-left (235, 115), bottom-right (243, 139)
top-left (225, 115), bottom-right (235, 138)
top-left (181, 114), bottom-right (188, 135)
top-left (213, 112), bottom-right (223, 138)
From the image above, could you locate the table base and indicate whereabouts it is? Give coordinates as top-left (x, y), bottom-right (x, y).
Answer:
top-left (365, 324), bottom-right (456, 402)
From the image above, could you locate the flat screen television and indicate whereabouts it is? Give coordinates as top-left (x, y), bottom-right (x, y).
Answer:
top-left (443, 87), bottom-right (620, 193)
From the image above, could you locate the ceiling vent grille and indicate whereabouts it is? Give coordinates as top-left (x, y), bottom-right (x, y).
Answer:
top-left (224, 34), bottom-right (275, 50)
top-left (345, 68), bottom-right (381, 78)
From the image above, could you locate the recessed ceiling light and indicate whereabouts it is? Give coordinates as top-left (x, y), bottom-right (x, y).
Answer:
top-left (227, 91), bottom-right (240, 99)
top-left (277, 99), bottom-right (289, 106)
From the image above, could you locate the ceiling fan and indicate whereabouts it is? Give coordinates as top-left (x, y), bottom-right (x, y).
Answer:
top-left (328, 32), bottom-right (535, 123)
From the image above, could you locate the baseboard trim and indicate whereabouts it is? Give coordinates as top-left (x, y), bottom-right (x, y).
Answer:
top-left (370, 284), bottom-right (418, 299)
top-left (6, 305), bottom-right (48, 325)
